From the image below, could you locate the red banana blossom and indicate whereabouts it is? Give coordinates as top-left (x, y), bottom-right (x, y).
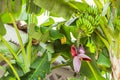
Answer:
top-left (71, 45), bottom-right (91, 73)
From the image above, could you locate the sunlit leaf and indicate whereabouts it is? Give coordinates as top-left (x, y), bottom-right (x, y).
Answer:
top-left (34, 0), bottom-right (76, 19)
top-left (69, 1), bottom-right (89, 11)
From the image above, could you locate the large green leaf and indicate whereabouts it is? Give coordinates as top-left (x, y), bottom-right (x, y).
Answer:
top-left (33, 0), bottom-right (76, 19)
top-left (0, 0), bottom-right (7, 14)
top-left (68, 1), bottom-right (89, 11)
top-left (80, 54), bottom-right (106, 80)
top-left (29, 53), bottom-right (50, 79)
top-left (0, 18), bottom-right (6, 36)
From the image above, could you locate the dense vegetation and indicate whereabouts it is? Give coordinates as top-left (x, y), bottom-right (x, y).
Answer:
top-left (0, 0), bottom-right (120, 80)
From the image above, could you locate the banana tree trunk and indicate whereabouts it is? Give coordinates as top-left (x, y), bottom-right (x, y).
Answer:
top-left (109, 41), bottom-right (120, 80)
top-left (109, 51), bottom-right (120, 80)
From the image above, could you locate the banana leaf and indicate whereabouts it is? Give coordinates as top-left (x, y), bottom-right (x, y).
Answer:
top-left (33, 0), bottom-right (76, 19)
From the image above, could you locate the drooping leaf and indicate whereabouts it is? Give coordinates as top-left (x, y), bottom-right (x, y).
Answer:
top-left (33, 0), bottom-right (76, 19)
top-left (29, 53), bottom-right (50, 79)
top-left (0, 17), bottom-right (6, 36)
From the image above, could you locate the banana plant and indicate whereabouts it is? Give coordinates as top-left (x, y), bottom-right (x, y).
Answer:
top-left (0, 0), bottom-right (119, 80)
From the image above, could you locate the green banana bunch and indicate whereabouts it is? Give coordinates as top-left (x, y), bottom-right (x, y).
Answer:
top-left (76, 7), bottom-right (101, 36)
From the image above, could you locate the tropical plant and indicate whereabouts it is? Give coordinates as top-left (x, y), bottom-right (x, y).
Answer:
top-left (0, 0), bottom-right (120, 80)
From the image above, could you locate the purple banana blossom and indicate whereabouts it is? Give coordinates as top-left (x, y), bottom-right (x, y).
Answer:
top-left (71, 45), bottom-right (91, 73)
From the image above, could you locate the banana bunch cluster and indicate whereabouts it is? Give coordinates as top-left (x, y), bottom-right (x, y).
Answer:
top-left (76, 7), bottom-right (101, 36)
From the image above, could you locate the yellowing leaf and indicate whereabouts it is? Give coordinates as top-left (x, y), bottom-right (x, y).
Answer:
top-left (61, 36), bottom-right (67, 44)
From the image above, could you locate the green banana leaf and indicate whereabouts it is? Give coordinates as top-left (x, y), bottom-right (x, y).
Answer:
top-left (80, 54), bottom-right (106, 80)
top-left (33, 0), bottom-right (76, 19)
